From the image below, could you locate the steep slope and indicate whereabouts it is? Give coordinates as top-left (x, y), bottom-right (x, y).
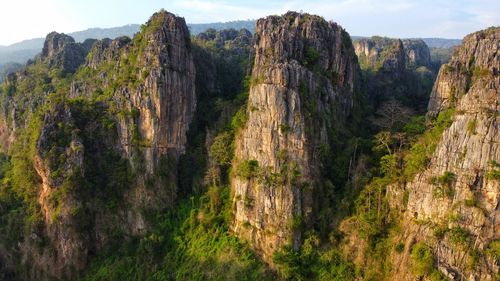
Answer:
top-left (355, 37), bottom-right (432, 70)
top-left (0, 10), bottom-right (196, 280)
top-left (354, 36), bottom-right (435, 110)
top-left (231, 12), bottom-right (359, 264)
top-left (396, 26), bottom-right (499, 280)
top-left (0, 8), bottom-right (496, 281)
top-left (339, 26), bottom-right (499, 281)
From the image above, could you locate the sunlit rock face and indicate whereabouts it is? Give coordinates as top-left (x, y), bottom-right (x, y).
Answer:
top-left (231, 11), bottom-right (359, 264)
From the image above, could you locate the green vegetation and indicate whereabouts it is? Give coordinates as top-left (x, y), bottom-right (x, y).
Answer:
top-left (486, 160), bottom-right (500, 180)
top-left (209, 132), bottom-right (234, 166)
top-left (82, 187), bottom-right (273, 281)
top-left (288, 215), bottom-right (305, 231)
top-left (410, 242), bottom-right (446, 280)
top-left (394, 243), bottom-right (405, 253)
top-left (273, 234), bottom-right (355, 281)
top-left (466, 118), bottom-right (477, 134)
top-left (341, 82), bottom-right (456, 279)
top-left (472, 67), bottom-right (491, 80)
top-left (279, 124), bottom-right (291, 134)
top-left (403, 108), bottom-right (455, 180)
top-left (304, 47), bottom-right (320, 67)
top-left (433, 225), bottom-right (448, 240)
top-left (1, 10), bottom-right (490, 281)
top-left (411, 242), bottom-right (434, 276)
top-left (235, 160), bottom-right (259, 179)
top-left (485, 240), bottom-right (500, 260)
top-left (442, 64), bottom-right (454, 75)
top-left (403, 115), bottom-right (426, 136)
top-left (448, 226), bottom-right (470, 246)
top-left (430, 171), bottom-right (456, 198)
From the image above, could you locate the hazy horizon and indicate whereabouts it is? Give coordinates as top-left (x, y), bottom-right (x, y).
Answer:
top-left (1, 0), bottom-right (499, 45)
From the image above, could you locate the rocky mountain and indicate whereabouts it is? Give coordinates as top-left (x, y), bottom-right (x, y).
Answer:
top-left (342, 26), bottom-right (499, 281)
top-left (1, 22), bottom-right (460, 70)
top-left (355, 37), bottom-right (431, 68)
top-left (0, 22), bottom-right (255, 66)
top-left (351, 36), bottom-right (462, 49)
top-left (231, 11), bottom-right (360, 264)
top-left (0, 10), bottom-right (196, 280)
top-left (0, 8), bottom-right (497, 281)
top-left (398, 27), bottom-right (499, 280)
top-left (354, 36), bottom-right (436, 111)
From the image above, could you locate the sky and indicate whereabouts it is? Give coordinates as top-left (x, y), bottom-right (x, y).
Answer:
top-left (0, 0), bottom-right (499, 45)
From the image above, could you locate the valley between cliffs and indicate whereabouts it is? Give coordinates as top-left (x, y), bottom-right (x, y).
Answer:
top-left (0, 9), bottom-right (497, 281)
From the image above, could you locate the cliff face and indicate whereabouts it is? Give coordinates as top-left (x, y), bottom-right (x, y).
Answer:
top-left (41, 32), bottom-right (89, 74)
top-left (428, 27), bottom-right (499, 117)
top-left (1, 8), bottom-right (496, 281)
top-left (354, 37), bottom-right (407, 72)
top-left (231, 12), bottom-right (359, 264)
top-left (354, 37), bottom-right (431, 70)
top-left (114, 11), bottom-right (196, 220)
top-left (28, 104), bottom-right (88, 280)
top-left (392, 27), bottom-right (499, 280)
top-left (354, 37), bottom-right (435, 110)
top-left (69, 11), bottom-right (196, 215)
top-left (403, 39), bottom-right (431, 67)
top-left (0, 10), bottom-right (197, 280)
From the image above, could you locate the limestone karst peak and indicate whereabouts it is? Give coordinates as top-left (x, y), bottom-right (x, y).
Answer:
top-left (41, 32), bottom-right (76, 59)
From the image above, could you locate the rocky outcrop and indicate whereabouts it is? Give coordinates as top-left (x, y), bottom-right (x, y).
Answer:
top-left (403, 39), bottom-right (431, 67)
top-left (354, 37), bottom-right (431, 70)
top-left (3, 10), bottom-right (197, 280)
top-left (428, 27), bottom-right (499, 117)
top-left (85, 36), bottom-right (131, 70)
top-left (41, 32), bottom-right (88, 73)
top-left (196, 28), bottom-right (252, 53)
top-left (231, 12), bottom-right (359, 264)
top-left (41, 32), bottom-right (75, 59)
top-left (0, 31), bottom-right (97, 154)
top-left (354, 36), bottom-right (435, 110)
top-left (392, 26), bottom-right (499, 280)
top-left (84, 38), bottom-right (112, 69)
top-left (27, 103), bottom-right (88, 280)
top-left (115, 10), bottom-right (196, 229)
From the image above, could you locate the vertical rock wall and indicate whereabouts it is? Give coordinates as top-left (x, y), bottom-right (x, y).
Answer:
top-left (395, 27), bottom-right (499, 280)
top-left (231, 12), bottom-right (358, 264)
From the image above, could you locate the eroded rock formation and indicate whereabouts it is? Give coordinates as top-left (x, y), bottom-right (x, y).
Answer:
top-left (2, 10), bottom-right (197, 280)
top-left (394, 26), bottom-right (499, 280)
top-left (354, 36), bottom-right (435, 110)
top-left (231, 12), bottom-right (359, 264)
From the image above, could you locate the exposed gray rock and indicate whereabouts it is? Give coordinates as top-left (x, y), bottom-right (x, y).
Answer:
top-left (231, 11), bottom-right (359, 264)
top-left (428, 27), bottom-right (499, 117)
top-left (403, 39), bottom-right (431, 67)
top-left (353, 36), bottom-right (435, 109)
top-left (41, 32), bottom-right (88, 73)
top-left (393, 26), bottom-right (499, 281)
